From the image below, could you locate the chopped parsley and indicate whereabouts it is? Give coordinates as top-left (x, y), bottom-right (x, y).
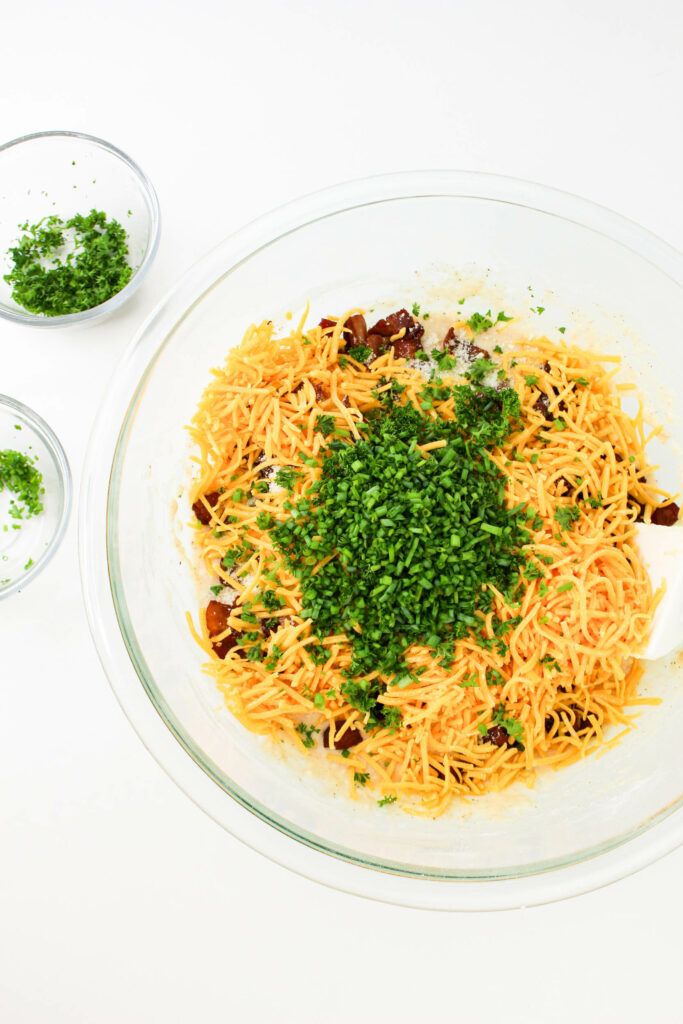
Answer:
top-left (264, 645), bottom-right (283, 672)
top-left (378, 794), bottom-right (398, 806)
top-left (308, 643), bottom-right (331, 665)
top-left (314, 414), bottom-right (336, 437)
top-left (275, 467), bottom-right (304, 493)
top-left (554, 505), bottom-right (581, 531)
top-left (432, 349), bottom-right (458, 372)
top-left (347, 344), bottom-right (373, 364)
top-left (493, 705), bottom-right (524, 746)
top-left (466, 312), bottom-right (493, 335)
top-left (4, 209), bottom-right (132, 316)
top-left (295, 722), bottom-right (319, 748)
top-left (464, 357), bottom-right (498, 386)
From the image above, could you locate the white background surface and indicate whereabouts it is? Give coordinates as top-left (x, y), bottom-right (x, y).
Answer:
top-left (2, 1), bottom-right (683, 1021)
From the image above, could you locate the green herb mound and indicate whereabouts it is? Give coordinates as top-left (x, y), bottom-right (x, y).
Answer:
top-left (0, 449), bottom-right (44, 521)
top-left (268, 387), bottom-right (528, 712)
top-left (4, 209), bottom-right (133, 316)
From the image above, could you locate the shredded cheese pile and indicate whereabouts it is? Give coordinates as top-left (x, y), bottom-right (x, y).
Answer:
top-left (187, 310), bottom-right (668, 816)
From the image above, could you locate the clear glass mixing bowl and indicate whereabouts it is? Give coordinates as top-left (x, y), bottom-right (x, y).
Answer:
top-left (80, 171), bottom-right (683, 910)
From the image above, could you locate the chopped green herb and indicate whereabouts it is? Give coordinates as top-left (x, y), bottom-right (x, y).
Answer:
top-left (432, 350), bottom-right (458, 372)
top-left (308, 643), bottom-right (331, 665)
top-left (354, 772), bottom-right (370, 786)
top-left (411, 302), bottom-right (421, 317)
top-left (295, 722), bottom-right (319, 748)
top-left (264, 645), bottom-right (283, 672)
top-left (275, 467), bottom-right (304, 494)
top-left (557, 581), bottom-right (574, 593)
top-left (314, 414), bottom-right (335, 437)
top-left (4, 209), bottom-right (132, 316)
top-left (378, 794), bottom-right (398, 806)
top-left (466, 312), bottom-right (493, 335)
top-left (459, 673), bottom-right (479, 688)
top-left (264, 398), bottom-right (528, 700)
top-left (491, 703), bottom-right (525, 747)
top-left (554, 505), bottom-right (581, 531)
top-left (0, 449), bottom-right (44, 522)
top-left (486, 667), bottom-right (505, 687)
top-left (464, 357), bottom-right (498, 385)
top-left (348, 344), bottom-right (373, 363)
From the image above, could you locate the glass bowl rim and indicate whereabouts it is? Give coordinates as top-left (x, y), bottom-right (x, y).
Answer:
top-left (80, 168), bottom-right (683, 909)
top-left (0, 392), bottom-right (72, 599)
top-left (0, 129), bottom-right (161, 328)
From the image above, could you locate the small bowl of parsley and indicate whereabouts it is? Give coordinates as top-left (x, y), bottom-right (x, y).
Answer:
top-left (0, 394), bottom-right (71, 597)
top-left (0, 131), bottom-right (160, 327)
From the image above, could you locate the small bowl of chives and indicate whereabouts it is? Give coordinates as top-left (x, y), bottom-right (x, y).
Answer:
top-left (0, 394), bottom-right (71, 597)
top-left (0, 131), bottom-right (160, 327)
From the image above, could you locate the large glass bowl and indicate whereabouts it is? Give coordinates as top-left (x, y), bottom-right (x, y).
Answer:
top-left (80, 171), bottom-right (683, 910)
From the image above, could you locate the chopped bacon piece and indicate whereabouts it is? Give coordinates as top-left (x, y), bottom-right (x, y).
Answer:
top-left (651, 502), bottom-right (680, 526)
top-left (192, 491), bottom-right (220, 525)
top-left (368, 308), bottom-right (424, 359)
top-left (206, 598), bottom-right (244, 660)
top-left (321, 721), bottom-right (363, 750)
top-left (442, 326), bottom-right (489, 362)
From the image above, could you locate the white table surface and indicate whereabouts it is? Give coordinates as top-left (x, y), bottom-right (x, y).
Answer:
top-left (2, 1), bottom-right (683, 1021)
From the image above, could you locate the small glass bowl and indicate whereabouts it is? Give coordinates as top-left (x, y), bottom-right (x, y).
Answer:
top-left (0, 395), bottom-right (71, 597)
top-left (0, 131), bottom-right (160, 327)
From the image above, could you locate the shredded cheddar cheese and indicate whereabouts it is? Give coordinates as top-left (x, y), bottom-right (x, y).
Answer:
top-left (187, 309), bottom-right (671, 816)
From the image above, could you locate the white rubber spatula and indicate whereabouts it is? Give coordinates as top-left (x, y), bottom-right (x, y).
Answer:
top-left (634, 523), bottom-right (683, 659)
